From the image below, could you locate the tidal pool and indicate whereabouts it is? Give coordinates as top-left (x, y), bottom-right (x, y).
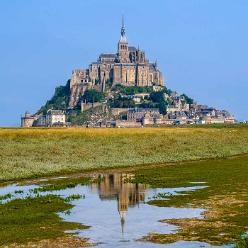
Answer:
top-left (0, 173), bottom-right (233, 248)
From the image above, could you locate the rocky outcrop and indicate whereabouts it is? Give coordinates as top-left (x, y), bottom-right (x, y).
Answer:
top-left (69, 84), bottom-right (86, 108)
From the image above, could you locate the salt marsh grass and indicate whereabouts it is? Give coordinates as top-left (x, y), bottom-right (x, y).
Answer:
top-left (1, 127), bottom-right (248, 182)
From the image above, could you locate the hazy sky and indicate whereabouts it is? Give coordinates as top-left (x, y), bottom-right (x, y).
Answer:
top-left (0, 0), bottom-right (247, 126)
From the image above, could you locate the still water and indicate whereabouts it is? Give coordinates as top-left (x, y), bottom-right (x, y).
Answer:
top-left (0, 173), bottom-right (232, 248)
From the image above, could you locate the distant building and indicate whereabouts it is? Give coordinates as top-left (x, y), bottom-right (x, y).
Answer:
top-left (21, 112), bottom-right (35, 127)
top-left (224, 116), bottom-right (236, 124)
top-left (115, 120), bottom-right (142, 128)
top-left (127, 108), bottom-right (160, 122)
top-left (46, 110), bottom-right (66, 126)
top-left (33, 115), bottom-right (46, 127)
top-left (111, 108), bottom-right (129, 116)
top-left (166, 95), bottom-right (189, 113)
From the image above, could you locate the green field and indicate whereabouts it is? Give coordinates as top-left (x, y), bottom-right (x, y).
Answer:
top-left (1, 126), bottom-right (248, 182)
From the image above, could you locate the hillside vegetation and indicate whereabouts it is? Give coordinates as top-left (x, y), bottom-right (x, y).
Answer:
top-left (37, 80), bottom-right (70, 114)
top-left (35, 82), bottom-right (197, 125)
top-left (0, 126), bottom-right (248, 182)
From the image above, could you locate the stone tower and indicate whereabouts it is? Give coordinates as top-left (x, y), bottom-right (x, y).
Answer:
top-left (117, 17), bottom-right (129, 63)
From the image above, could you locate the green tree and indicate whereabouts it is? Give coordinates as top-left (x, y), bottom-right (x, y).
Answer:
top-left (67, 112), bottom-right (90, 125)
top-left (82, 89), bottom-right (104, 103)
top-left (149, 91), bottom-right (169, 114)
top-left (163, 87), bottom-right (173, 96)
top-left (109, 95), bottom-right (135, 108)
top-left (112, 84), bottom-right (153, 95)
top-left (150, 91), bottom-right (165, 103)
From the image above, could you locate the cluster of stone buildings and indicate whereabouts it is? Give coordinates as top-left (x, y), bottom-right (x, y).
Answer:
top-left (82, 89), bottom-right (233, 128)
top-left (21, 110), bottom-right (66, 127)
top-left (107, 92), bottom-right (235, 127)
top-left (164, 92), bottom-right (235, 124)
top-left (69, 18), bottom-right (164, 108)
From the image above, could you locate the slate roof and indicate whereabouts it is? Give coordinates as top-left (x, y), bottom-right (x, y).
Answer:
top-left (99, 53), bottom-right (117, 58)
top-left (128, 46), bottom-right (137, 52)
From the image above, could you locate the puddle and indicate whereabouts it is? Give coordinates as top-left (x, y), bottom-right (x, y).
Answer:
top-left (0, 173), bottom-right (232, 248)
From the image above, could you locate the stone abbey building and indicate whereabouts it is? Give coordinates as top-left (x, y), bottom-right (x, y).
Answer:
top-left (69, 19), bottom-right (164, 107)
top-left (21, 19), bottom-right (236, 127)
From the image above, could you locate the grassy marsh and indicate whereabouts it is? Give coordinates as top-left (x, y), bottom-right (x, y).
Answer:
top-left (0, 194), bottom-right (89, 246)
top-left (1, 126), bottom-right (248, 247)
top-left (1, 126), bottom-right (248, 182)
top-left (130, 154), bottom-right (248, 245)
top-left (0, 154), bottom-right (248, 247)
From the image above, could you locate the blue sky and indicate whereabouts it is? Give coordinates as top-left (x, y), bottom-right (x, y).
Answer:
top-left (0, 0), bottom-right (247, 126)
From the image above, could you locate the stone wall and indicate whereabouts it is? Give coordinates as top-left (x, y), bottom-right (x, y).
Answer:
top-left (115, 120), bottom-right (142, 128)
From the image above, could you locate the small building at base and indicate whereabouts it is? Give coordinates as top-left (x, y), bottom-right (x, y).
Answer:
top-left (21, 110), bottom-right (66, 127)
top-left (46, 110), bottom-right (66, 127)
top-left (21, 112), bottom-right (36, 127)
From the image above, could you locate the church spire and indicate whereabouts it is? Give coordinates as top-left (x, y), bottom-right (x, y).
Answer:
top-left (121, 15), bottom-right (125, 37)
top-left (119, 16), bottom-right (127, 43)
top-left (118, 16), bottom-right (129, 63)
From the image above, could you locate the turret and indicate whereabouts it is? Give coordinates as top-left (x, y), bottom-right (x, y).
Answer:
top-left (117, 17), bottom-right (129, 63)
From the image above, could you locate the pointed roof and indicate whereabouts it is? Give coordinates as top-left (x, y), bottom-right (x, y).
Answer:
top-left (119, 16), bottom-right (128, 43)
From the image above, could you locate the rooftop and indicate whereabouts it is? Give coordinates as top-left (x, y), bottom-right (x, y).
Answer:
top-left (47, 110), bottom-right (65, 115)
top-left (99, 53), bottom-right (117, 58)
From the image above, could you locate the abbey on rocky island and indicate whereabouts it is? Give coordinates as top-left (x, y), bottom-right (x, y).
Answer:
top-left (69, 18), bottom-right (164, 108)
top-left (21, 18), bottom-right (236, 128)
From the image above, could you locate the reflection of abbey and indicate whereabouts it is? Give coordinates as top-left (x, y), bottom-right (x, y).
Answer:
top-left (91, 173), bottom-right (146, 233)
top-left (69, 18), bottom-right (164, 108)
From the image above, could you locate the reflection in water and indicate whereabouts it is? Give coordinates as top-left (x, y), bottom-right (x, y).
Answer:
top-left (0, 173), bottom-right (231, 248)
top-left (91, 174), bottom-right (146, 234)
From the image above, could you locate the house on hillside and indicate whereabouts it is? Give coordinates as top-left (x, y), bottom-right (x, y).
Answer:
top-left (46, 110), bottom-right (66, 127)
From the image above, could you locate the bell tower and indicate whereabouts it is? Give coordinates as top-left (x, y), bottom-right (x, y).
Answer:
top-left (117, 17), bottom-right (129, 63)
